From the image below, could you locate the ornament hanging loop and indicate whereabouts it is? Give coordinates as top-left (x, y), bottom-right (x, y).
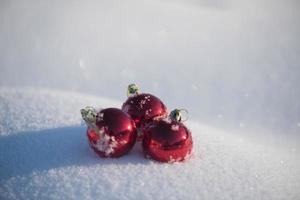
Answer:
top-left (127, 83), bottom-right (139, 97)
top-left (170, 108), bottom-right (189, 122)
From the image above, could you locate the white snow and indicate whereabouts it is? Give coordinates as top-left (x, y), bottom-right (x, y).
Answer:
top-left (0, 87), bottom-right (119, 136)
top-left (171, 124), bottom-right (180, 131)
top-left (91, 128), bottom-right (118, 157)
top-left (0, 87), bottom-right (299, 200)
top-left (0, 0), bottom-right (300, 198)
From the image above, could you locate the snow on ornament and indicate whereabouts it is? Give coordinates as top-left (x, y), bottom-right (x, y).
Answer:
top-left (81, 107), bottom-right (137, 157)
top-left (122, 84), bottom-right (168, 140)
top-left (142, 109), bottom-right (193, 163)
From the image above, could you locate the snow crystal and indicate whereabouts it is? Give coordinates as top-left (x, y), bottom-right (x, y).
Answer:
top-left (168, 151), bottom-right (192, 163)
top-left (171, 124), bottom-right (180, 131)
top-left (168, 156), bottom-right (183, 163)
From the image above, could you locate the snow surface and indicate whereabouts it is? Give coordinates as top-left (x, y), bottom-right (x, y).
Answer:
top-left (1, 0), bottom-right (300, 198)
top-left (1, 0), bottom-right (300, 132)
top-left (1, 87), bottom-right (299, 200)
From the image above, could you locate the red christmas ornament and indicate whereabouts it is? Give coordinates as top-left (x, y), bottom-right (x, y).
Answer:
top-left (81, 107), bottom-right (137, 157)
top-left (142, 109), bottom-right (193, 163)
top-left (122, 84), bottom-right (167, 136)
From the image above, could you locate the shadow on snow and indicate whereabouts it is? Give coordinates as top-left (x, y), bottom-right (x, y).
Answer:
top-left (0, 126), bottom-right (150, 181)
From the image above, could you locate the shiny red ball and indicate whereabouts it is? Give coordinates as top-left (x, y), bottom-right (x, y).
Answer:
top-left (122, 93), bottom-right (167, 130)
top-left (142, 118), bottom-right (193, 162)
top-left (86, 108), bottom-right (137, 157)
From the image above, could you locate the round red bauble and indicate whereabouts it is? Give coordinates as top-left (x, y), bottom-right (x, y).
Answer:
top-left (122, 84), bottom-right (167, 132)
top-left (81, 107), bottom-right (137, 157)
top-left (142, 110), bottom-right (193, 162)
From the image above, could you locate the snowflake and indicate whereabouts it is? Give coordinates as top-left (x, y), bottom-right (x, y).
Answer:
top-left (171, 124), bottom-right (179, 131)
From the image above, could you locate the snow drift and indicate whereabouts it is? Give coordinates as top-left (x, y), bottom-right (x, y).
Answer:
top-left (0, 87), bottom-right (299, 200)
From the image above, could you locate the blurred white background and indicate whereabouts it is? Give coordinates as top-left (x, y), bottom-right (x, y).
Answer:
top-left (1, 0), bottom-right (300, 136)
